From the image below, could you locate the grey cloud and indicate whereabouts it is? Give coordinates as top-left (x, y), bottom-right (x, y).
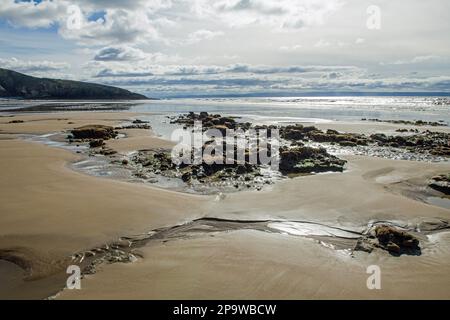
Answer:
top-left (94, 46), bottom-right (145, 61)
top-left (95, 69), bottom-right (154, 77)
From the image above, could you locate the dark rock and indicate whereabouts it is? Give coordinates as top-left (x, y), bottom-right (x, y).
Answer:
top-left (338, 141), bottom-right (357, 147)
top-left (281, 124), bottom-right (368, 146)
top-left (374, 225), bottom-right (420, 255)
top-left (279, 146), bottom-right (346, 174)
top-left (132, 119), bottom-right (149, 124)
top-left (89, 139), bottom-right (104, 148)
top-left (71, 125), bottom-right (117, 140)
top-left (429, 174), bottom-right (450, 195)
top-left (118, 124), bottom-right (151, 130)
top-left (98, 147), bottom-right (117, 156)
top-left (354, 225), bottom-right (421, 256)
top-left (362, 118), bottom-right (447, 127)
top-left (181, 172), bottom-right (191, 182)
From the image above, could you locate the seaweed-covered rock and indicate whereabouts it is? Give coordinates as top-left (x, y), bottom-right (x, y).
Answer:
top-left (170, 112), bottom-right (250, 131)
top-left (71, 125), bottom-right (117, 140)
top-left (280, 124), bottom-right (319, 141)
top-left (281, 124), bottom-right (368, 146)
top-left (309, 131), bottom-right (368, 146)
top-left (374, 225), bottom-right (420, 254)
top-left (89, 139), bottom-right (104, 148)
top-left (362, 118), bottom-right (447, 127)
top-left (279, 146), bottom-right (346, 174)
top-left (355, 224), bottom-right (421, 256)
top-left (370, 131), bottom-right (450, 156)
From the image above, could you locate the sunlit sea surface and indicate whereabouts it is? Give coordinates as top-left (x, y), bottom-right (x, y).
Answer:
top-left (1, 96), bottom-right (449, 125)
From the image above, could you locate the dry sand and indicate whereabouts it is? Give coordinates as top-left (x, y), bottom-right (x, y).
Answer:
top-left (1, 112), bottom-right (449, 300)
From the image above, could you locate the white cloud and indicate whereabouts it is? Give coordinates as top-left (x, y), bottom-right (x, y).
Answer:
top-left (186, 29), bottom-right (224, 44)
top-left (0, 0), bottom-right (65, 28)
top-left (0, 0), bottom-right (344, 46)
top-left (0, 57), bottom-right (70, 74)
top-left (58, 8), bottom-right (160, 45)
top-left (279, 44), bottom-right (302, 52)
top-left (206, 0), bottom-right (344, 29)
top-left (381, 55), bottom-right (442, 65)
top-left (314, 39), bottom-right (331, 48)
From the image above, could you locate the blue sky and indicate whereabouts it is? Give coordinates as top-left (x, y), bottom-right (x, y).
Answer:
top-left (0, 0), bottom-right (449, 97)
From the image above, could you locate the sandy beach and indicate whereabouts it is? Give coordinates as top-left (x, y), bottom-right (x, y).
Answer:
top-left (1, 0), bottom-right (450, 307)
top-left (0, 111), bottom-right (449, 300)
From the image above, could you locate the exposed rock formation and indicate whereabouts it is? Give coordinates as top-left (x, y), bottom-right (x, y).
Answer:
top-left (71, 125), bottom-right (117, 140)
top-left (429, 174), bottom-right (450, 195)
top-left (355, 224), bottom-right (421, 256)
top-left (279, 146), bottom-right (347, 174)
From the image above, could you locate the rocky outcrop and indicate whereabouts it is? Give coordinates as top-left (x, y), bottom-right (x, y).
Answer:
top-left (71, 125), bottom-right (117, 140)
top-left (170, 112), bottom-right (252, 131)
top-left (370, 131), bottom-right (450, 156)
top-left (362, 118), bottom-right (447, 127)
top-left (429, 174), bottom-right (450, 195)
top-left (281, 124), bottom-right (369, 146)
top-left (279, 146), bottom-right (347, 174)
top-left (131, 145), bottom-right (259, 187)
top-left (115, 119), bottom-right (152, 130)
top-left (355, 224), bottom-right (420, 256)
top-left (89, 139), bottom-right (105, 148)
top-left (309, 130), bottom-right (368, 146)
top-left (280, 123), bottom-right (450, 158)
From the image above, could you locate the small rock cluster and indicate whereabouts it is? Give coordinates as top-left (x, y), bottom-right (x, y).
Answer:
top-left (362, 118), bottom-right (447, 127)
top-left (166, 113), bottom-right (348, 180)
top-left (130, 146), bottom-right (262, 191)
top-left (369, 131), bottom-right (450, 156)
top-left (280, 123), bottom-right (450, 158)
top-left (82, 249), bottom-right (138, 275)
top-left (68, 124), bottom-right (118, 154)
top-left (281, 124), bottom-right (369, 147)
top-left (70, 124), bottom-right (117, 140)
top-left (279, 146), bottom-right (347, 174)
top-left (170, 111), bottom-right (252, 132)
top-left (115, 119), bottom-right (151, 130)
top-left (429, 174), bottom-right (450, 195)
top-left (355, 224), bottom-right (421, 256)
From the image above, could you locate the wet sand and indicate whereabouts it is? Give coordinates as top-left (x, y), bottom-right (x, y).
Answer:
top-left (0, 112), bottom-right (449, 299)
top-left (0, 113), bottom-right (209, 299)
top-left (59, 230), bottom-right (450, 300)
